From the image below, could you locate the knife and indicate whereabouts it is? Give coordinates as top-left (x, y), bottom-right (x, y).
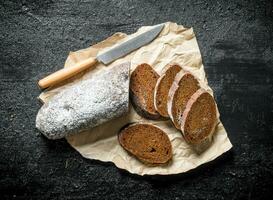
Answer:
top-left (38, 23), bottom-right (164, 89)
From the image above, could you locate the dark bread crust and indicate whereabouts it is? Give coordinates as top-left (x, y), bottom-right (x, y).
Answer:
top-left (154, 64), bottom-right (183, 117)
top-left (130, 63), bottom-right (161, 119)
top-left (130, 90), bottom-right (162, 120)
top-left (118, 123), bottom-right (172, 165)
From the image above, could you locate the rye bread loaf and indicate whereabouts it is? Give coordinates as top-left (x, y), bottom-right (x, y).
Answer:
top-left (167, 71), bottom-right (200, 129)
top-left (154, 64), bottom-right (183, 117)
top-left (130, 63), bottom-right (160, 119)
top-left (118, 123), bottom-right (172, 165)
top-left (36, 62), bottom-right (130, 139)
top-left (181, 88), bottom-right (217, 152)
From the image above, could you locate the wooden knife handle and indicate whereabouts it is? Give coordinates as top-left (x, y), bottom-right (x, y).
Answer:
top-left (38, 57), bottom-right (97, 89)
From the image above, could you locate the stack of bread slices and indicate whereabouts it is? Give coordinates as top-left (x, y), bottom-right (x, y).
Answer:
top-left (118, 63), bottom-right (218, 165)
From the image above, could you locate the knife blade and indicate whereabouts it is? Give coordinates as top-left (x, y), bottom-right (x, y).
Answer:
top-left (97, 23), bottom-right (164, 64)
top-left (38, 23), bottom-right (165, 89)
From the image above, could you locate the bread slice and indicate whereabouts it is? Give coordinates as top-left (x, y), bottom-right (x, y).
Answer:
top-left (181, 89), bottom-right (217, 152)
top-left (167, 71), bottom-right (200, 129)
top-left (154, 64), bottom-right (183, 117)
top-left (130, 63), bottom-right (160, 119)
top-left (118, 123), bottom-right (172, 165)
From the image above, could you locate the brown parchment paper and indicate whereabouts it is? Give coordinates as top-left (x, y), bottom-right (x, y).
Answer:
top-left (38, 22), bottom-right (232, 175)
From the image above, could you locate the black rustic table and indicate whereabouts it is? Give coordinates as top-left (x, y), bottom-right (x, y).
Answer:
top-left (1, 0), bottom-right (273, 199)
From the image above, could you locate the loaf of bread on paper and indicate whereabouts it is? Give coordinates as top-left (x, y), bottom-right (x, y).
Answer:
top-left (36, 62), bottom-right (130, 140)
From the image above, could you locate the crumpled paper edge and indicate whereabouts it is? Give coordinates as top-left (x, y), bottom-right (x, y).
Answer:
top-left (38, 22), bottom-right (233, 176)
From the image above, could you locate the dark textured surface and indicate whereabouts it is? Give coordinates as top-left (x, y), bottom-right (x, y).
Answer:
top-left (0, 0), bottom-right (273, 199)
